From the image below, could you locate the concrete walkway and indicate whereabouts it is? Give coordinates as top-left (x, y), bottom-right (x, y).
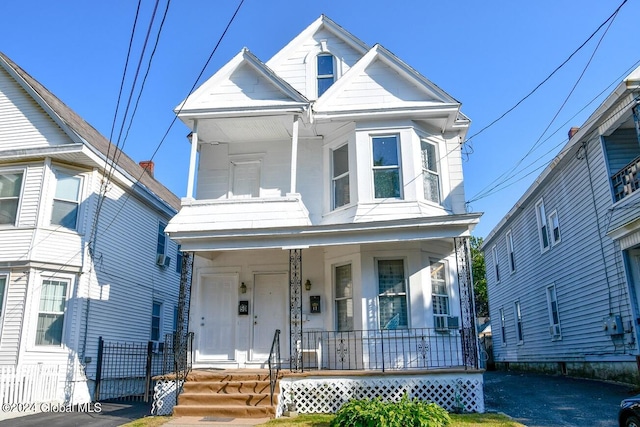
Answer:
top-left (163, 416), bottom-right (272, 426)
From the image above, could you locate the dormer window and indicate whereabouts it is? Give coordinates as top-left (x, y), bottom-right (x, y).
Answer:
top-left (317, 53), bottom-right (335, 97)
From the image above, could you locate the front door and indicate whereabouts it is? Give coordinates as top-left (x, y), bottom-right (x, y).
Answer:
top-left (252, 273), bottom-right (288, 363)
top-left (196, 274), bottom-right (236, 361)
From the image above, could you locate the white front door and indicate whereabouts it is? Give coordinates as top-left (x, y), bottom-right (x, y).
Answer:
top-left (252, 273), bottom-right (288, 363)
top-left (231, 161), bottom-right (260, 198)
top-left (196, 274), bottom-right (236, 361)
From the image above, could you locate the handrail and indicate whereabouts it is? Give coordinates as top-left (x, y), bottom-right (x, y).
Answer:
top-left (267, 329), bottom-right (281, 406)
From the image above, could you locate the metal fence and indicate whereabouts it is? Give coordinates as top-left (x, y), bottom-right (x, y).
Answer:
top-left (297, 328), bottom-right (465, 372)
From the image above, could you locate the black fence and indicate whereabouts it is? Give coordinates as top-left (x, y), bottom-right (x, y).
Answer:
top-left (94, 333), bottom-right (193, 402)
top-left (297, 328), bottom-right (466, 372)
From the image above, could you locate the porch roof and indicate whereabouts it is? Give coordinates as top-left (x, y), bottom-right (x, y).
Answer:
top-left (166, 212), bottom-right (480, 252)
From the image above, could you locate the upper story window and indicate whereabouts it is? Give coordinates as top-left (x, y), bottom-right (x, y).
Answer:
top-left (492, 244), bottom-right (500, 283)
top-left (506, 230), bottom-right (515, 273)
top-left (548, 210), bottom-right (561, 245)
top-left (51, 171), bottom-right (82, 230)
top-left (332, 144), bottom-right (350, 209)
top-left (317, 53), bottom-right (335, 97)
top-left (0, 171), bottom-right (24, 226)
top-left (421, 140), bottom-right (440, 204)
top-left (36, 278), bottom-right (68, 346)
top-left (535, 199), bottom-right (550, 252)
top-left (334, 263), bottom-right (353, 332)
top-left (372, 135), bottom-right (401, 199)
top-left (156, 222), bottom-right (170, 267)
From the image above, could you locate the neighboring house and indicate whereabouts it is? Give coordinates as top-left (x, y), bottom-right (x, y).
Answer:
top-left (165, 15), bottom-right (483, 414)
top-left (0, 52), bottom-right (182, 404)
top-left (483, 66), bottom-right (640, 384)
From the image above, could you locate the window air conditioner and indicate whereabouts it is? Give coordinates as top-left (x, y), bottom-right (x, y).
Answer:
top-left (156, 253), bottom-right (170, 267)
top-left (549, 324), bottom-right (561, 336)
top-left (447, 316), bottom-right (460, 330)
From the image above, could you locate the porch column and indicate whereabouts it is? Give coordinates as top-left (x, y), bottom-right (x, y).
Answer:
top-left (289, 248), bottom-right (303, 371)
top-left (454, 237), bottom-right (479, 369)
top-left (289, 115), bottom-right (300, 194)
top-left (186, 120), bottom-right (199, 199)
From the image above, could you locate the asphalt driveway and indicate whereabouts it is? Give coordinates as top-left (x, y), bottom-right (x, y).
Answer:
top-left (484, 370), bottom-right (638, 427)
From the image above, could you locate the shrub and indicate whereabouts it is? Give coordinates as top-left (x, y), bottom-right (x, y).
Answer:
top-left (330, 394), bottom-right (450, 427)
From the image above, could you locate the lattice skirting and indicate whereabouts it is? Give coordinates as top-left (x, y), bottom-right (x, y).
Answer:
top-left (152, 379), bottom-right (182, 416)
top-left (276, 372), bottom-right (484, 417)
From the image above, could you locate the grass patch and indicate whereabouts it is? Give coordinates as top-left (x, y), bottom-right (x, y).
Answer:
top-left (257, 413), bottom-right (524, 427)
top-left (120, 416), bottom-right (173, 427)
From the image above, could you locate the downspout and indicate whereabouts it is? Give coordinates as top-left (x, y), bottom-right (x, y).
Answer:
top-left (289, 115), bottom-right (299, 195)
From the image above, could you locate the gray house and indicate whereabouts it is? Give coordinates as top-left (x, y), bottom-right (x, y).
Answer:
top-left (483, 66), bottom-right (640, 384)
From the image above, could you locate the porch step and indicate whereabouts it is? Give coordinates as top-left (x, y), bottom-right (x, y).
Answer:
top-left (173, 370), bottom-right (279, 418)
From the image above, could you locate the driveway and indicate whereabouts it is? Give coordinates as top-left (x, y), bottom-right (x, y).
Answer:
top-left (0, 400), bottom-right (151, 427)
top-left (484, 370), bottom-right (638, 427)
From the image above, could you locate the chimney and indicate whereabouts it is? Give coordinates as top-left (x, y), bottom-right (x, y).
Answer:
top-left (568, 127), bottom-right (580, 139)
top-left (139, 160), bottom-right (154, 177)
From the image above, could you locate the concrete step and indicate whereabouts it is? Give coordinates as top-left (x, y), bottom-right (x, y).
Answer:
top-left (183, 380), bottom-right (276, 394)
top-left (172, 404), bottom-right (276, 418)
top-left (178, 392), bottom-right (273, 407)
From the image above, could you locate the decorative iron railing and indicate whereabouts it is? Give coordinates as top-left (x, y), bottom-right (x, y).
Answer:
top-left (612, 155), bottom-right (640, 202)
top-left (268, 329), bottom-right (281, 405)
top-left (296, 328), bottom-right (466, 372)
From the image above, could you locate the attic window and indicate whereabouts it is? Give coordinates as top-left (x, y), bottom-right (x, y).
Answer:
top-left (317, 53), bottom-right (335, 97)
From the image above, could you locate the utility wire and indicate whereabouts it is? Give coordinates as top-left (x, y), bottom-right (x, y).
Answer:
top-left (463, 0), bottom-right (629, 145)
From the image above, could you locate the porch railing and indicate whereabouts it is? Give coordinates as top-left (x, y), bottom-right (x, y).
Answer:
top-left (267, 329), bottom-right (281, 405)
top-left (297, 328), bottom-right (465, 372)
top-left (612, 155), bottom-right (640, 202)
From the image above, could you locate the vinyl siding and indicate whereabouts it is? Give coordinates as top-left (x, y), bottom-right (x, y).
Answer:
top-left (0, 67), bottom-right (69, 149)
top-left (0, 271), bottom-right (26, 364)
top-left (487, 135), bottom-right (634, 362)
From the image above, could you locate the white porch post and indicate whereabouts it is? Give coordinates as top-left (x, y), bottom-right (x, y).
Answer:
top-left (289, 115), bottom-right (299, 194)
top-left (186, 119), bottom-right (199, 199)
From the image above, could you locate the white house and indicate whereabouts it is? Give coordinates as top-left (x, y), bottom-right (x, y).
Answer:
top-left (483, 66), bottom-right (640, 384)
top-left (0, 52), bottom-right (183, 404)
top-left (164, 15), bottom-right (483, 415)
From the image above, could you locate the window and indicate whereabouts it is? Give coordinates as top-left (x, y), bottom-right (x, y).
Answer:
top-left (378, 259), bottom-right (407, 329)
top-left (151, 301), bottom-right (162, 341)
top-left (431, 260), bottom-right (450, 330)
top-left (317, 53), bottom-right (335, 97)
top-left (176, 245), bottom-right (183, 274)
top-left (372, 136), bottom-right (401, 199)
top-left (506, 230), bottom-right (515, 273)
top-left (0, 171), bottom-right (24, 225)
top-left (0, 275), bottom-right (6, 319)
top-left (514, 301), bottom-right (523, 344)
top-left (549, 210), bottom-right (561, 245)
top-left (157, 222), bottom-right (167, 256)
top-left (421, 140), bottom-right (440, 203)
top-left (535, 199), bottom-right (550, 251)
top-left (36, 279), bottom-right (68, 346)
top-left (334, 264), bottom-right (353, 331)
top-left (51, 171), bottom-right (81, 229)
top-left (332, 144), bottom-right (350, 209)
top-left (499, 308), bottom-right (506, 346)
top-left (492, 245), bottom-right (500, 283)
top-left (546, 285), bottom-right (561, 339)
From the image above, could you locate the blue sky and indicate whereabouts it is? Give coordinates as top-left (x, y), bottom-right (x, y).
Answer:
top-left (1, 0), bottom-right (638, 237)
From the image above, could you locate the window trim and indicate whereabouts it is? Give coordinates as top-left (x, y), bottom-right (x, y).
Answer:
top-left (35, 277), bottom-right (70, 347)
top-left (331, 143), bottom-right (350, 210)
top-left (50, 169), bottom-right (83, 230)
top-left (492, 244), bottom-right (500, 283)
top-left (535, 199), bottom-right (550, 253)
top-left (420, 139), bottom-right (441, 204)
top-left (0, 168), bottom-right (26, 227)
top-left (548, 210), bottom-right (561, 246)
top-left (371, 134), bottom-right (402, 200)
top-left (506, 230), bottom-right (515, 273)
top-left (376, 258), bottom-right (409, 330)
top-left (334, 262), bottom-right (353, 332)
top-left (546, 284), bottom-right (562, 340)
top-left (514, 301), bottom-right (523, 344)
top-left (499, 308), bottom-right (507, 346)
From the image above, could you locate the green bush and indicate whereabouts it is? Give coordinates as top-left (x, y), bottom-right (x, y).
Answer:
top-left (330, 395), bottom-right (450, 427)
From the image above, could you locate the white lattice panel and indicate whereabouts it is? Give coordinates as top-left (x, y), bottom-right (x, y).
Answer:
top-left (276, 373), bottom-right (484, 417)
top-left (152, 379), bottom-right (182, 416)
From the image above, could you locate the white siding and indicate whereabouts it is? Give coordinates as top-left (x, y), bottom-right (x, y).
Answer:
top-left (0, 271), bottom-right (27, 364)
top-left (0, 68), bottom-right (69, 149)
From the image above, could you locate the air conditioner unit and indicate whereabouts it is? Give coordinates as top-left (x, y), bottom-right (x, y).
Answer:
top-left (447, 316), bottom-right (460, 330)
top-left (549, 324), bottom-right (561, 337)
top-left (156, 254), bottom-right (170, 267)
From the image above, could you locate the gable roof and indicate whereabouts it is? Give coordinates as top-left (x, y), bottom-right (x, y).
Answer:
top-left (0, 51), bottom-right (180, 212)
top-left (176, 48), bottom-right (308, 118)
top-left (266, 14), bottom-right (370, 70)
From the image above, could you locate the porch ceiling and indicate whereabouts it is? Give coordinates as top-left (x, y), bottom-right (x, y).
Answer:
top-left (168, 212), bottom-right (481, 252)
